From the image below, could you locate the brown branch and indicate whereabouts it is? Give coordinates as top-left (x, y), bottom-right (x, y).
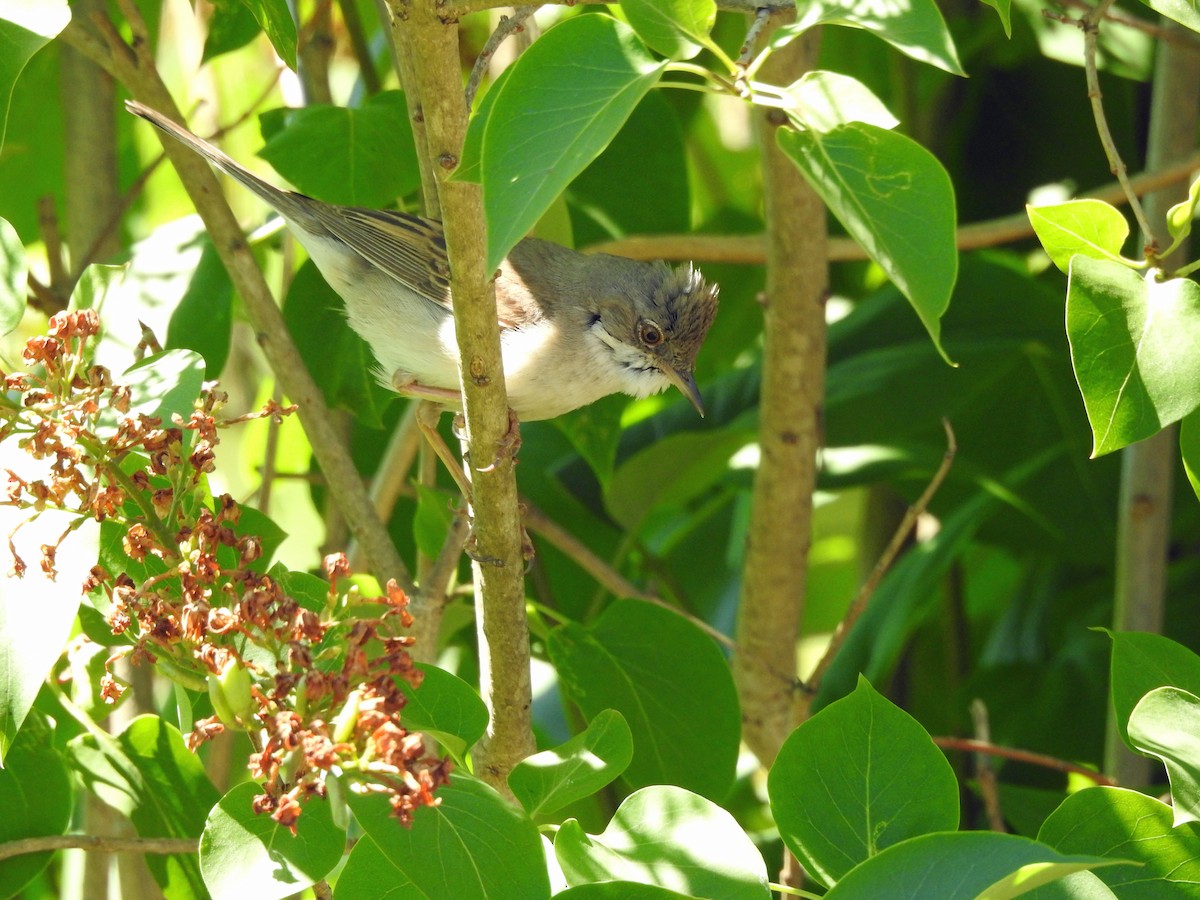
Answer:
top-left (934, 737), bottom-right (1117, 786)
top-left (971, 699), bottom-right (1007, 832)
top-left (1079, 0), bottom-right (1157, 249)
top-left (585, 149), bottom-right (1200, 264)
top-left (441, 0), bottom-right (795, 16)
top-left (1056, 0), bottom-right (1200, 48)
top-left (799, 420), bottom-right (957, 714)
top-left (396, 0), bottom-right (534, 790)
top-left (0, 835), bottom-right (198, 863)
top-left (465, 6), bottom-right (537, 108)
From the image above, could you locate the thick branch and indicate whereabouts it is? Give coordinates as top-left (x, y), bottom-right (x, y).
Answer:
top-left (395, 0), bottom-right (535, 788)
top-left (734, 15), bottom-right (827, 767)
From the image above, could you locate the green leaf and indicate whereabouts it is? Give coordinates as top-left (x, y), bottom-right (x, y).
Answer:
top-left (345, 776), bottom-right (551, 900)
top-left (1106, 630), bottom-right (1200, 750)
top-left (1136, 0), bottom-right (1200, 35)
top-left (0, 1), bottom-right (69, 151)
top-left (605, 427), bottom-right (751, 532)
top-left (979, 0), bottom-right (1014, 37)
top-left (778, 123), bottom-right (957, 362)
top-left (554, 786), bottom-right (770, 899)
top-left (259, 92), bottom-right (419, 207)
top-left (412, 484), bottom-right (455, 561)
top-left (1039, 786), bottom-right (1200, 896)
top-left (0, 712), bottom-right (73, 897)
top-left (1166, 174), bottom-right (1200, 244)
top-left (554, 884), bottom-right (701, 899)
top-left (785, 71), bottom-right (899, 132)
top-left (394, 663), bottom-right (488, 763)
top-left (767, 0), bottom-right (964, 76)
top-left (1027, 200), bottom-right (1132, 274)
top-left (546, 600), bottom-right (740, 799)
top-left (823, 832), bottom-right (1119, 899)
top-left (236, 0), bottom-right (296, 70)
top-left (554, 395), bottom-right (626, 487)
top-left (0, 509), bottom-right (97, 762)
top-left (167, 238), bottom-right (233, 378)
top-left (200, 781), bottom-right (345, 900)
top-left (122, 348), bottom-right (208, 426)
top-left (0, 216), bottom-right (25, 334)
top-left (1128, 687), bottom-right (1200, 826)
top-left (769, 676), bottom-right (959, 885)
top-left (1182, 408), bottom-right (1200, 503)
top-left (67, 716), bottom-right (220, 898)
top-left (202, 0), bottom-right (262, 64)
top-left (1066, 258), bottom-right (1200, 456)
top-left (620, 0), bottom-right (716, 60)
top-left (481, 14), bottom-right (667, 271)
top-left (508, 708), bottom-right (633, 817)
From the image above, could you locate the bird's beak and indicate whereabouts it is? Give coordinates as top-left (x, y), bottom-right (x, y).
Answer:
top-left (666, 368), bottom-right (706, 417)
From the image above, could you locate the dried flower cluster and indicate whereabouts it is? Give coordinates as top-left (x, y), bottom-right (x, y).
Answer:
top-left (2, 310), bottom-right (450, 829)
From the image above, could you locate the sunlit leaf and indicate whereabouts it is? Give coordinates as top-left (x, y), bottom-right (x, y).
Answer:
top-left (784, 71), bottom-right (899, 132)
top-left (0, 0), bottom-right (69, 150)
top-left (1027, 200), bottom-right (1132, 274)
top-left (1066, 258), bottom-right (1200, 456)
top-left (1128, 687), bottom-right (1200, 826)
top-left (620, 0), bottom-right (716, 60)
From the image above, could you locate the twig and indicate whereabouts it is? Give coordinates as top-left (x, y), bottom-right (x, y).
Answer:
top-left (1079, 0), bottom-right (1158, 250)
top-left (442, 0), bottom-right (795, 15)
top-left (1056, 0), bottom-right (1200, 47)
top-left (801, 420), bottom-right (957, 709)
top-left (971, 699), bottom-right (1006, 832)
top-left (737, 7), bottom-right (773, 69)
top-left (0, 834), bottom-right (198, 863)
top-left (338, 0), bottom-right (383, 95)
top-left (522, 500), bottom-right (653, 601)
top-left (585, 148), bottom-right (1200, 264)
top-left (934, 737), bottom-right (1117, 786)
top-left (465, 6), bottom-right (537, 108)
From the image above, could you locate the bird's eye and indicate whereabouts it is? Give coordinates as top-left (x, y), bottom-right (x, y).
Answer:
top-left (640, 321), bottom-right (663, 347)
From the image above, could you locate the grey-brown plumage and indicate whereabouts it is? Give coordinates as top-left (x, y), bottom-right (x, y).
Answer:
top-left (126, 100), bottom-right (719, 421)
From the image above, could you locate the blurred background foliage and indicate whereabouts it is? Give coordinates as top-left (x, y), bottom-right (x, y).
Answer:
top-left (2, 0), bottom-right (1198, 891)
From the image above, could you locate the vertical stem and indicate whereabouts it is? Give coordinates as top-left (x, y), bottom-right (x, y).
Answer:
top-left (1105, 25), bottom-right (1200, 786)
top-left (395, 1), bottom-right (534, 788)
top-left (734, 15), bottom-right (828, 765)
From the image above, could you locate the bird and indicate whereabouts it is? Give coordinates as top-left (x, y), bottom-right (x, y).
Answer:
top-left (125, 100), bottom-right (718, 423)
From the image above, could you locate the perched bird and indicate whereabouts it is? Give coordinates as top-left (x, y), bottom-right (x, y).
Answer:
top-left (126, 101), bottom-right (718, 422)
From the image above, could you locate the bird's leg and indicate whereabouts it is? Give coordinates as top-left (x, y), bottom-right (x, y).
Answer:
top-left (391, 371), bottom-right (464, 407)
top-left (414, 401), bottom-right (474, 502)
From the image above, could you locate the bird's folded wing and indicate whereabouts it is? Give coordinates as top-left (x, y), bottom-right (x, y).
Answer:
top-left (311, 205), bottom-right (454, 310)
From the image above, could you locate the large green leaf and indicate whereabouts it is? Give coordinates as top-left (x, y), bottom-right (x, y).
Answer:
top-left (824, 832), bottom-right (1119, 898)
top-left (481, 14), bottom-right (667, 271)
top-left (620, 0), bottom-right (716, 60)
top-left (785, 71), bottom-right (899, 132)
top-left (1039, 786), bottom-right (1200, 896)
top-left (344, 776), bottom-right (550, 900)
top-left (1066, 257), bottom-right (1200, 456)
top-left (1182, 408), bottom-right (1200, 502)
top-left (394, 662), bottom-right (489, 763)
top-left (67, 716), bottom-right (220, 898)
top-left (258, 91), bottom-right (418, 207)
top-left (167, 237), bottom-right (234, 378)
top-left (554, 785), bottom-right (769, 899)
top-left (778, 123), bottom-right (957, 361)
top-left (1106, 630), bottom-right (1200, 749)
top-left (508, 708), bottom-right (633, 817)
top-left (766, 0), bottom-right (964, 75)
top-left (0, 712), bottom-right (73, 897)
top-left (1135, 0), bottom-right (1200, 35)
top-left (769, 677), bottom-right (959, 886)
top-left (0, 1), bottom-right (69, 151)
top-left (0, 508), bottom-right (98, 762)
top-left (1027, 200), bottom-right (1131, 274)
top-left (1128, 687), bottom-right (1200, 826)
top-left (200, 782), bottom-right (345, 900)
top-left (547, 600), bottom-right (740, 800)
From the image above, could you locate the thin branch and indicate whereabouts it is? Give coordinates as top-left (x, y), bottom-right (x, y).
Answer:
top-left (737, 7), bottom-right (773, 70)
top-left (465, 6), bottom-right (537, 108)
top-left (442, 0), bottom-right (794, 15)
top-left (338, 0), bottom-right (383, 95)
top-left (934, 737), bottom-right (1118, 786)
top-left (0, 834), bottom-right (198, 864)
top-left (1056, 0), bottom-right (1200, 47)
top-left (1079, 0), bottom-right (1158, 249)
top-left (585, 149), bottom-right (1200, 264)
top-left (970, 699), bottom-right (1007, 832)
top-left (801, 420), bottom-right (957, 711)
